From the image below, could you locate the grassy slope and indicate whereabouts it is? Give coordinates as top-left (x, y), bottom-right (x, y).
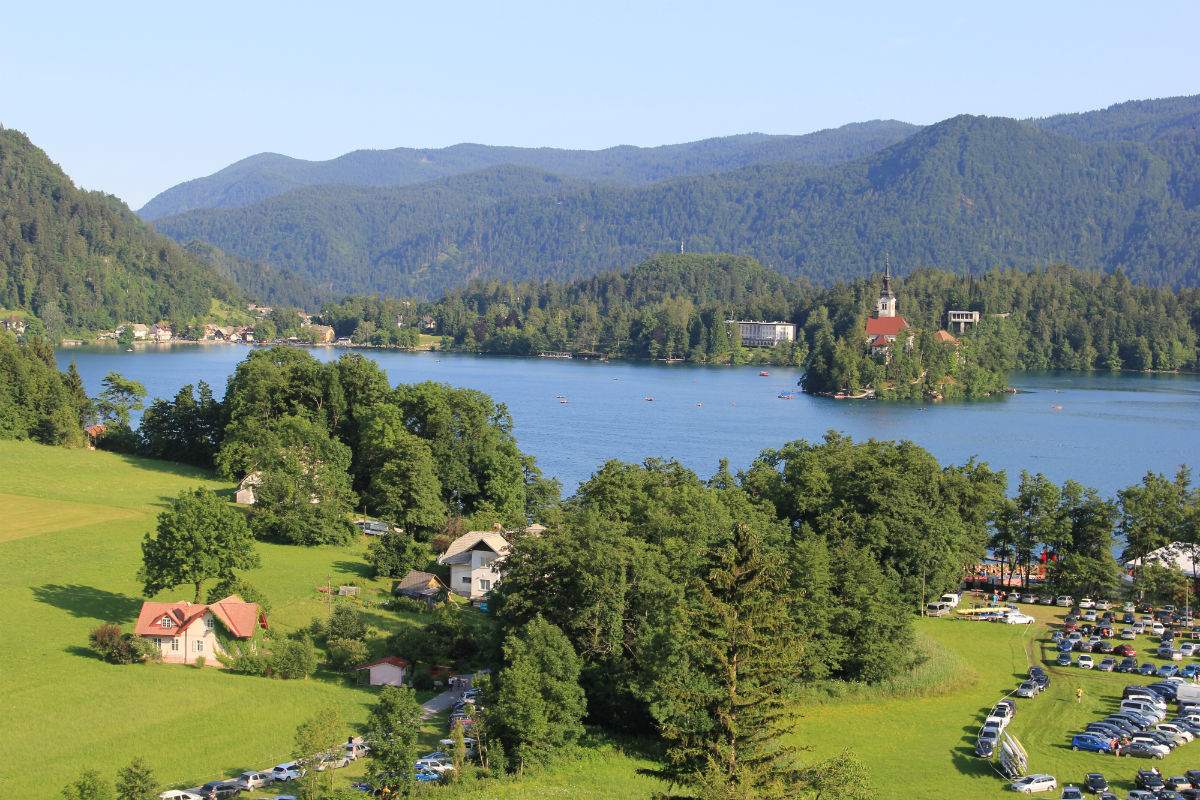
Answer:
top-left (5, 440), bottom-right (1196, 800)
top-left (0, 442), bottom-right (409, 797)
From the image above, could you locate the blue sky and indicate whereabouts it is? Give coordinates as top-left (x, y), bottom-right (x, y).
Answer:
top-left (4, 1), bottom-right (1197, 209)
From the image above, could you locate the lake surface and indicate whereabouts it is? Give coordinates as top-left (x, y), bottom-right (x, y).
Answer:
top-left (59, 343), bottom-right (1200, 498)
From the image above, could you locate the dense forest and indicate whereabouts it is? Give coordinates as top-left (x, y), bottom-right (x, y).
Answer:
top-left (151, 99), bottom-right (1200, 299)
top-left (0, 129), bottom-right (246, 333)
top-left (314, 254), bottom-right (1200, 400)
top-left (138, 121), bottom-right (919, 219)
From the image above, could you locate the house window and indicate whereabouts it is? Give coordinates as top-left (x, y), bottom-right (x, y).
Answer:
top-left (205, 615), bottom-right (214, 630)
top-left (479, 579), bottom-right (491, 593)
top-left (159, 617), bottom-right (173, 628)
top-left (152, 637), bottom-right (162, 647)
top-left (195, 640), bottom-right (205, 652)
top-left (461, 576), bottom-right (470, 584)
top-left (170, 639), bottom-right (179, 651)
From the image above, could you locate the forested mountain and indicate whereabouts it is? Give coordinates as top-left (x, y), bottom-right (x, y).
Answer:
top-left (180, 241), bottom-right (327, 310)
top-left (153, 111), bottom-right (1200, 299)
top-left (137, 121), bottom-right (918, 219)
top-left (0, 129), bottom-right (246, 333)
top-left (1028, 95), bottom-right (1200, 144)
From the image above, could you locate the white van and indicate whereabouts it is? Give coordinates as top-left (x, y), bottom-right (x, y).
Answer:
top-left (926, 601), bottom-right (953, 616)
top-left (1120, 699), bottom-right (1166, 721)
top-left (940, 593), bottom-right (961, 609)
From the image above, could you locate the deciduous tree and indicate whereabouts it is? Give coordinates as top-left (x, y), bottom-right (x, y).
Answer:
top-left (139, 488), bottom-right (259, 602)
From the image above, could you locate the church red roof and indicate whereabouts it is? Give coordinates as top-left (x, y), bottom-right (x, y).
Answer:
top-left (869, 335), bottom-right (892, 348)
top-left (865, 316), bottom-right (910, 336)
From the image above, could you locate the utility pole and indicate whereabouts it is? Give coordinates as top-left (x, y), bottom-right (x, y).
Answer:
top-left (327, 573), bottom-right (333, 625)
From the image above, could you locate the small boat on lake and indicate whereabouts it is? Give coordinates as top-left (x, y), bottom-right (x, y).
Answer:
top-left (759, 371), bottom-right (770, 377)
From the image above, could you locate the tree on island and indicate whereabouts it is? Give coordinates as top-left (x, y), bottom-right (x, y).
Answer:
top-left (139, 487), bottom-right (260, 602)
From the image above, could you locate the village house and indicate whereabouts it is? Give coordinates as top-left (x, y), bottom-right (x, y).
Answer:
top-left (117, 323), bottom-right (151, 340)
top-left (235, 471), bottom-right (263, 505)
top-left (311, 324), bottom-right (335, 343)
top-left (2, 315), bottom-right (26, 335)
top-left (437, 529), bottom-right (510, 600)
top-left (355, 656), bottom-right (410, 687)
top-left (151, 323), bottom-right (173, 342)
top-left (393, 570), bottom-right (448, 608)
top-left (133, 594), bottom-right (267, 666)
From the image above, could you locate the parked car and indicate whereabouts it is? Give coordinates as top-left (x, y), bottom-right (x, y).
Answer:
top-left (1167, 777), bottom-right (1196, 792)
top-left (1139, 662), bottom-right (1158, 675)
top-left (198, 783), bottom-right (241, 800)
top-left (1077, 655), bottom-right (1094, 669)
top-left (159, 793), bottom-right (202, 800)
top-left (1097, 657), bottom-right (1117, 672)
top-left (271, 764), bottom-right (305, 782)
top-left (1157, 723), bottom-right (1194, 743)
top-left (1119, 657), bottom-right (1140, 672)
top-left (1159, 664), bottom-right (1182, 678)
top-left (1137, 770), bottom-right (1168, 790)
top-left (1059, 786), bottom-right (1083, 800)
top-left (1184, 664), bottom-right (1200, 679)
top-left (1056, 596), bottom-right (1074, 607)
top-left (342, 742), bottom-right (370, 760)
top-left (1030, 666), bottom-right (1049, 690)
top-left (1126, 736), bottom-right (1170, 757)
top-left (1070, 733), bottom-right (1112, 753)
top-left (1011, 774), bottom-right (1058, 793)
top-left (1006, 612), bottom-right (1035, 624)
top-left (234, 772), bottom-right (274, 791)
top-left (1079, 597), bottom-right (1095, 608)
top-left (1057, 652), bottom-right (1073, 667)
top-left (316, 753), bottom-right (351, 771)
top-left (414, 757), bottom-right (455, 774)
top-left (1016, 680), bottom-right (1039, 697)
top-left (1082, 773), bottom-right (1109, 793)
top-left (1114, 643), bottom-right (1137, 656)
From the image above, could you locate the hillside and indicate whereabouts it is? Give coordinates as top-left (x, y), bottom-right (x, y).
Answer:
top-left (137, 121), bottom-right (918, 219)
top-left (153, 111), bottom-right (1200, 298)
top-left (0, 129), bottom-right (247, 332)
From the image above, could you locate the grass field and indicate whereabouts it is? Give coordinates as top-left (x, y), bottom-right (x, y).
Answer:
top-left (5, 439), bottom-right (1200, 800)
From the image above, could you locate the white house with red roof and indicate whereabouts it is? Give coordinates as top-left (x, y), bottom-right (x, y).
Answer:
top-left (133, 594), bottom-right (267, 665)
top-left (864, 263), bottom-right (910, 355)
top-left (355, 656), bottom-right (410, 687)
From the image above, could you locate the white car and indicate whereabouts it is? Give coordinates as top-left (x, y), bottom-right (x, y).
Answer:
top-left (1005, 613), bottom-right (1035, 625)
top-left (1077, 655), bottom-right (1094, 669)
top-left (159, 793), bottom-right (202, 800)
top-left (1096, 600), bottom-right (1112, 610)
top-left (1056, 596), bottom-right (1073, 607)
top-left (1079, 597), bottom-right (1095, 609)
top-left (1157, 723), bottom-right (1194, 742)
top-left (1010, 774), bottom-right (1057, 793)
top-left (316, 753), bottom-right (351, 771)
top-left (234, 772), bottom-right (275, 791)
top-left (1121, 628), bottom-right (1137, 640)
top-left (342, 742), bottom-right (370, 760)
top-left (271, 763), bottom-right (305, 782)
top-left (1128, 736), bottom-right (1170, 756)
top-left (414, 757), bottom-right (455, 774)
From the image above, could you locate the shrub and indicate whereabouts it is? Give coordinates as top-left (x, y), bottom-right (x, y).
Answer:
top-left (89, 623), bottom-right (155, 664)
top-left (389, 596), bottom-right (429, 615)
top-left (271, 634), bottom-right (317, 679)
top-left (411, 669), bottom-right (435, 692)
top-left (327, 637), bottom-right (370, 671)
top-left (194, 655), bottom-right (206, 669)
top-left (230, 653), bottom-right (269, 675)
top-left (328, 603), bottom-right (367, 641)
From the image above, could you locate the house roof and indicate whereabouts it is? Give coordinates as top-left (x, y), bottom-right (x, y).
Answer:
top-left (394, 570), bottom-right (447, 595)
top-left (869, 335), bottom-right (891, 348)
top-left (356, 656), bottom-right (410, 671)
top-left (934, 330), bottom-right (960, 344)
top-left (133, 595), bottom-right (265, 638)
top-left (238, 471), bottom-right (263, 488)
top-left (208, 594), bottom-right (267, 637)
top-left (865, 316), bottom-right (909, 336)
top-left (438, 531), bottom-right (510, 566)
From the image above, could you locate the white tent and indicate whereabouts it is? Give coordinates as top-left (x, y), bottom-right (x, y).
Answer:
top-left (1125, 541), bottom-right (1200, 578)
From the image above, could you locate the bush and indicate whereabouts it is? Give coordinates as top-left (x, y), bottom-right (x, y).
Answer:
top-left (328, 603), bottom-right (367, 641)
top-left (327, 637), bottom-right (370, 671)
top-left (89, 623), bottom-right (155, 664)
top-left (411, 669), bottom-right (435, 692)
top-left (389, 595), bottom-right (430, 615)
top-left (206, 575), bottom-right (272, 611)
top-left (194, 655), bottom-right (206, 669)
top-left (271, 634), bottom-right (317, 679)
top-left (230, 653), bottom-right (269, 676)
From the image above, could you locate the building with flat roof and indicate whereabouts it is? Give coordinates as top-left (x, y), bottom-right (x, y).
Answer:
top-left (728, 320), bottom-right (796, 347)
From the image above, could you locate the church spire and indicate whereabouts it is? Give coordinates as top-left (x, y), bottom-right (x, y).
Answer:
top-left (876, 255), bottom-right (897, 318)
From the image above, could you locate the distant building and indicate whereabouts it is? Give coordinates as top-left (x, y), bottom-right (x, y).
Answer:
top-left (133, 594), bottom-right (267, 666)
top-left (947, 310), bottom-right (980, 333)
top-left (864, 263), bottom-right (910, 353)
top-left (311, 324), bottom-right (335, 343)
top-left (235, 471), bottom-right (263, 505)
top-left (355, 656), bottom-right (410, 687)
top-left (438, 530), bottom-right (510, 599)
top-left (727, 320), bottom-right (796, 347)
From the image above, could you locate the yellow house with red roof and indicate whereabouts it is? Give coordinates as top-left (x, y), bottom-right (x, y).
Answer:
top-left (134, 595), bottom-right (267, 665)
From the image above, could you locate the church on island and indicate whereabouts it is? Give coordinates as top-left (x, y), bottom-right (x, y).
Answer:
top-left (864, 263), bottom-right (911, 356)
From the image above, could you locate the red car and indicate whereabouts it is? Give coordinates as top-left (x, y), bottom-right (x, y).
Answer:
top-left (1114, 644), bottom-right (1138, 657)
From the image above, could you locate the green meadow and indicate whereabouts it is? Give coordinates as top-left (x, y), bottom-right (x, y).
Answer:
top-left (3, 438), bottom-right (1198, 799)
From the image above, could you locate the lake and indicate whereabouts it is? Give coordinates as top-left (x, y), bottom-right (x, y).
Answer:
top-left (59, 343), bottom-right (1200, 498)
